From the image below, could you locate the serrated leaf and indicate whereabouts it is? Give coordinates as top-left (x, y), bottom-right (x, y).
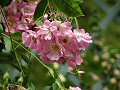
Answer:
top-left (52, 0), bottom-right (84, 17)
top-left (0, 0), bottom-right (12, 7)
top-left (33, 0), bottom-right (48, 20)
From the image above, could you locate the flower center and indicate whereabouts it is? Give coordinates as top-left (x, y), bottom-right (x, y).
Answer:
top-left (62, 36), bottom-right (70, 44)
top-left (50, 43), bottom-right (60, 53)
top-left (31, 36), bottom-right (37, 43)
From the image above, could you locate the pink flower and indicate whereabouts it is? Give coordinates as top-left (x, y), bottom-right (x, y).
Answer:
top-left (22, 18), bottom-right (92, 69)
top-left (74, 29), bottom-right (92, 49)
top-left (54, 30), bottom-right (83, 68)
top-left (67, 52), bottom-right (83, 69)
top-left (5, 0), bottom-right (92, 69)
top-left (60, 21), bottom-right (72, 30)
top-left (7, 0), bottom-right (22, 19)
top-left (19, 1), bottom-right (37, 18)
top-left (6, 0), bottom-right (22, 32)
top-left (36, 35), bottom-right (64, 61)
top-left (6, 0), bottom-right (37, 33)
top-left (22, 30), bottom-right (38, 50)
top-left (69, 87), bottom-right (82, 90)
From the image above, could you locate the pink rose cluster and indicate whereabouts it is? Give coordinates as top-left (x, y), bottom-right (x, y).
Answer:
top-left (22, 18), bottom-right (92, 68)
top-left (6, 0), bottom-right (92, 68)
top-left (6, 0), bottom-right (37, 33)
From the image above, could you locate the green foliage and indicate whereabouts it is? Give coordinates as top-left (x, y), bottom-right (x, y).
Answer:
top-left (51, 0), bottom-right (84, 17)
top-left (33, 0), bottom-right (84, 21)
top-left (0, 24), bottom-right (4, 34)
top-left (27, 82), bottom-right (36, 90)
top-left (34, 0), bottom-right (48, 20)
top-left (0, 0), bottom-right (12, 7)
top-left (0, 0), bottom-right (120, 90)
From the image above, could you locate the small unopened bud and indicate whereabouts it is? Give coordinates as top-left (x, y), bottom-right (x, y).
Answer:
top-left (91, 73), bottom-right (100, 80)
top-left (53, 63), bottom-right (59, 69)
top-left (93, 55), bottom-right (99, 62)
top-left (114, 69), bottom-right (120, 76)
top-left (3, 72), bottom-right (10, 80)
top-left (77, 71), bottom-right (85, 74)
top-left (59, 74), bottom-right (66, 82)
top-left (103, 86), bottom-right (109, 90)
top-left (110, 78), bottom-right (117, 84)
top-left (101, 61), bottom-right (108, 68)
top-left (44, 14), bottom-right (48, 20)
top-left (18, 76), bottom-right (24, 84)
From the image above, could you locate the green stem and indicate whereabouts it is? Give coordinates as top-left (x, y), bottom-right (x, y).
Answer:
top-left (74, 17), bottom-right (79, 29)
top-left (34, 0), bottom-right (48, 24)
top-left (2, 33), bottom-right (65, 90)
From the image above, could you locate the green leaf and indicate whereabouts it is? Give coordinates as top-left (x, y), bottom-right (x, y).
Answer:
top-left (59, 64), bottom-right (69, 75)
top-left (52, 0), bottom-right (84, 17)
top-left (67, 73), bottom-right (80, 85)
top-left (0, 0), bottom-right (12, 7)
top-left (52, 83), bottom-right (60, 90)
top-left (0, 24), bottom-right (4, 34)
top-left (33, 0), bottom-right (48, 20)
top-left (11, 32), bottom-right (22, 42)
top-left (3, 36), bottom-right (11, 52)
top-left (28, 82), bottom-right (36, 90)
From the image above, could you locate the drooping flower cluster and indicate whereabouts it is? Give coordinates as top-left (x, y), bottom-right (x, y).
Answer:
top-left (22, 18), bottom-right (92, 68)
top-left (6, 0), bottom-right (92, 68)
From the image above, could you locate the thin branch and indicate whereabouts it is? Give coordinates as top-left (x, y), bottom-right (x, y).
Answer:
top-left (74, 17), bottom-right (79, 29)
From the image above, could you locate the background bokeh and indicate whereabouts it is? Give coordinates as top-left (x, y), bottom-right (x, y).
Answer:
top-left (0, 0), bottom-right (120, 90)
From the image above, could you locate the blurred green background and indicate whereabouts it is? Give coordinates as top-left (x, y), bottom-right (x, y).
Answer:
top-left (0, 0), bottom-right (120, 90)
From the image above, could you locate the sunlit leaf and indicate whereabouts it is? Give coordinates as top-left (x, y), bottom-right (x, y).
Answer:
top-left (33, 0), bottom-right (48, 20)
top-left (27, 82), bottom-right (36, 90)
top-left (52, 0), bottom-right (84, 17)
top-left (0, 24), bottom-right (4, 34)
